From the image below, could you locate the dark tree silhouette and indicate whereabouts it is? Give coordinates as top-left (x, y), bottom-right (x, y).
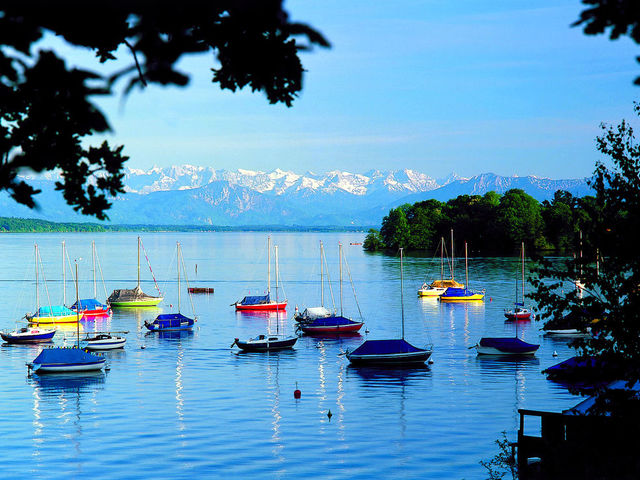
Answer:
top-left (574, 0), bottom-right (640, 84)
top-left (0, 1), bottom-right (329, 219)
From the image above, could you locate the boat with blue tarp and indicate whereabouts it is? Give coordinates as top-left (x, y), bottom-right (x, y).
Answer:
top-left (28, 305), bottom-right (81, 324)
top-left (346, 339), bottom-right (431, 365)
top-left (144, 242), bottom-right (196, 332)
top-left (234, 236), bottom-right (287, 311)
top-left (72, 298), bottom-right (111, 317)
top-left (346, 248), bottom-right (432, 366)
top-left (145, 313), bottom-right (194, 332)
top-left (28, 347), bottom-right (105, 373)
top-left (439, 241), bottom-right (485, 302)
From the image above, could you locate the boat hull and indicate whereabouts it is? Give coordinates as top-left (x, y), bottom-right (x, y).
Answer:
top-left (1, 330), bottom-right (56, 344)
top-left (347, 350), bottom-right (432, 365)
top-left (476, 337), bottom-right (539, 355)
top-left (75, 307), bottom-right (112, 317)
top-left (504, 311), bottom-right (532, 320)
top-left (235, 336), bottom-right (297, 352)
top-left (111, 298), bottom-right (163, 308)
top-left (440, 294), bottom-right (485, 302)
top-left (299, 322), bottom-right (364, 334)
top-left (32, 359), bottom-right (106, 373)
top-left (84, 337), bottom-right (126, 350)
top-left (417, 287), bottom-right (446, 297)
top-left (475, 345), bottom-right (538, 355)
top-left (235, 301), bottom-right (287, 311)
top-left (28, 314), bottom-right (83, 324)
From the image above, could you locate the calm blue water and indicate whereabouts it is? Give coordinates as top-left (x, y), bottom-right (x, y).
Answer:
top-left (0, 232), bottom-right (579, 479)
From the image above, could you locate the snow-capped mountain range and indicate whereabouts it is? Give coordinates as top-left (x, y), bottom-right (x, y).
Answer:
top-left (3, 166), bottom-right (592, 226)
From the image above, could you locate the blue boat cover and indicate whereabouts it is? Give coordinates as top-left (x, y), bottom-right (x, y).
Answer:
top-left (240, 294), bottom-right (270, 305)
top-left (72, 298), bottom-right (107, 310)
top-left (442, 287), bottom-right (475, 297)
top-left (151, 313), bottom-right (194, 329)
top-left (33, 347), bottom-right (102, 365)
top-left (478, 337), bottom-right (539, 353)
top-left (308, 316), bottom-right (358, 327)
top-left (350, 339), bottom-right (425, 355)
top-left (35, 305), bottom-right (76, 317)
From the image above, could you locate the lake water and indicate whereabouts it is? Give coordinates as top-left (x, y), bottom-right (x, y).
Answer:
top-left (0, 232), bottom-right (580, 479)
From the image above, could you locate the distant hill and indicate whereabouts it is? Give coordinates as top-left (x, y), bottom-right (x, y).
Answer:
top-left (1, 166), bottom-right (592, 226)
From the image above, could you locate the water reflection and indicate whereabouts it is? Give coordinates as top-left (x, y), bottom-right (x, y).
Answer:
top-left (347, 364), bottom-right (431, 385)
top-left (29, 371), bottom-right (106, 459)
top-left (235, 310), bottom-right (288, 321)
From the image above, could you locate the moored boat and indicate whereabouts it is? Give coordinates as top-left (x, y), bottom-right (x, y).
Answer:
top-left (28, 347), bottom-right (106, 373)
top-left (504, 242), bottom-right (533, 320)
top-left (295, 241), bottom-right (364, 335)
top-left (108, 237), bottom-right (163, 307)
top-left (234, 236), bottom-right (287, 311)
top-left (231, 334), bottom-right (297, 352)
top-left (474, 337), bottom-right (539, 355)
top-left (346, 338), bottom-right (431, 365)
top-left (28, 305), bottom-right (82, 324)
top-left (71, 298), bottom-right (111, 317)
top-left (438, 241), bottom-right (485, 302)
top-left (346, 248), bottom-right (432, 366)
top-left (83, 333), bottom-right (127, 350)
top-left (418, 233), bottom-right (464, 297)
top-left (1, 325), bottom-right (56, 344)
top-left (144, 242), bottom-right (196, 332)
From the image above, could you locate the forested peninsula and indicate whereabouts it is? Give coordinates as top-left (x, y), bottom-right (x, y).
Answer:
top-left (364, 189), bottom-right (595, 255)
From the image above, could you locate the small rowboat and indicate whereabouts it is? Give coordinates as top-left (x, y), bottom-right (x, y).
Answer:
top-left (188, 287), bottom-right (214, 294)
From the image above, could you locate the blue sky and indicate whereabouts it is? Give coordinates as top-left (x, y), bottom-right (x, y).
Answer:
top-left (52, 1), bottom-right (640, 179)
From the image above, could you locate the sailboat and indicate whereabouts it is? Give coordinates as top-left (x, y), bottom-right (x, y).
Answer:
top-left (233, 236), bottom-right (287, 311)
top-left (439, 241), bottom-right (485, 302)
top-left (504, 242), bottom-right (532, 320)
top-left (27, 261), bottom-right (106, 373)
top-left (108, 236), bottom-right (163, 307)
top-left (232, 244), bottom-right (297, 351)
top-left (145, 242), bottom-right (195, 332)
top-left (418, 232), bottom-right (464, 297)
top-left (71, 241), bottom-right (111, 317)
top-left (346, 248), bottom-right (432, 365)
top-left (26, 243), bottom-right (80, 324)
top-left (295, 241), bottom-right (364, 334)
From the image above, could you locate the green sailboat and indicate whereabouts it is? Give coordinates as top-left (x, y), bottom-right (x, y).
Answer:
top-left (108, 236), bottom-right (164, 307)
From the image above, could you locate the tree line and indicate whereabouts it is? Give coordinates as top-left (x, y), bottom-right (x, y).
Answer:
top-left (364, 188), bottom-right (598, 255)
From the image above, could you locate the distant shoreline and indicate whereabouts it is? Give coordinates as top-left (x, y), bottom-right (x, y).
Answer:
top-left (0, 217), bottom-right (373, 233)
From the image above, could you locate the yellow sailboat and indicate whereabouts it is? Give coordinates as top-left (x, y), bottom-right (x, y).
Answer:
top-left (418, 231), bottom-right (464, 297)
top-left (439, 241), bottom-right (485, 302)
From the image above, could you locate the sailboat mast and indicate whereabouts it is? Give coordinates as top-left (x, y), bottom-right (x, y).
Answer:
top-left (320, 241), bottom-right (324, 308)
top-left (177, 242), bottom-right (181, 313)
top-left (75, 261), bottom-right (80, 348)
top-left (35, 243), bottom-right (39, 310)
top-left (137, 236), bottom-right (141, 288)
top-left (275, 245), bottom-right (280, 323)
top-left (400, 247), bottom-right (405, 340)
top-left (440, 237), bottom-right (444, 282)
top-left (451, 229), bottom-right (455, 281)
top-left (62, 240), bottom-right (66, 305)
top-left (92, 241), bottom-right (97, 298)
top-left (465, 242), bottom-right (469, 289)
top-left (267, 236), bottom-right (271, 295)
top-left (339, 242), bottom-right (343, 317)
top-left (521, 242), bottom-right (525, 303)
